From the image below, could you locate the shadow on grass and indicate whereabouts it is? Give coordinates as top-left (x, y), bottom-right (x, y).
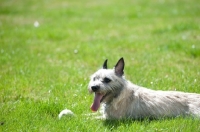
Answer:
top-left (102, 117), bottom-right (182, 130)
top-left (103, 118), bottom-right (153, 130)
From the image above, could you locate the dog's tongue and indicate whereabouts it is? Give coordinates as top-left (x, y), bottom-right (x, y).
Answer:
top-left (90, 93), bottom-right (103, 112)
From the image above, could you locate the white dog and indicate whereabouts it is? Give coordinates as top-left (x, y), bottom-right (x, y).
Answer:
top-left (88, 58), bottom-right (200, 119)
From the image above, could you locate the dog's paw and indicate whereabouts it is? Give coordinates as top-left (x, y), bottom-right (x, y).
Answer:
top-left (58, 109), bottom-right (74, 119)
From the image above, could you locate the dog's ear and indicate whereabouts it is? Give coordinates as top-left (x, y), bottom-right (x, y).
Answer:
top-left (115, 58), bottom-right (124, 76)
top-left (103, 59), bottom-right (108, 69)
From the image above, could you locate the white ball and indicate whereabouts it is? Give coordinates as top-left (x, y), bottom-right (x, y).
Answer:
top-left (58, 109), bottom-right (74, 119)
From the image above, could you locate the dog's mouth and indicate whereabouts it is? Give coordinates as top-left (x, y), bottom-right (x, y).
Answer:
top-left (90, 92), bottom-right (110, 112)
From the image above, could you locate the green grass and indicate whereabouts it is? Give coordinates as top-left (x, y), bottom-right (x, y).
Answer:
top-left (0, 0), bottom-right (200, 131)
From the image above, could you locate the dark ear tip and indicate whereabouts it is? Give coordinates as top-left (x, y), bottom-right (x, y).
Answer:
top-left (103, 59), bottom-right (108, 69)
top-left (118, 57), bottom-right (124, 64)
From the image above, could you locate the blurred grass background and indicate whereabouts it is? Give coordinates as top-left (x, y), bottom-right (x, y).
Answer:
top-left (0, 0), bottom-right (200, 131)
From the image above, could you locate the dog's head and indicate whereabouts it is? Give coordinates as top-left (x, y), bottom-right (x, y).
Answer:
top-left (88, 58), bottom-right (126, 111)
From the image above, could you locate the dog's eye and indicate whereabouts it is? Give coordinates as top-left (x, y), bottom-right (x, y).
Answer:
top-left (103, 77), bottom-right (111, 83)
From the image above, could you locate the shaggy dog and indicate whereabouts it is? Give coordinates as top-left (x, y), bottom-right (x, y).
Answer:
top-left (88, 58), bottom-right (200, 119)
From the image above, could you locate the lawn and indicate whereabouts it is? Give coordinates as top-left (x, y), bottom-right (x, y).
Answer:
top-left (0, 0), bottom-right (200, 131)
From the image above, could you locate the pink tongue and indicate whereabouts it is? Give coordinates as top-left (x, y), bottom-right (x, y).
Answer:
top-left (90, 93), bottom-right (103, 112)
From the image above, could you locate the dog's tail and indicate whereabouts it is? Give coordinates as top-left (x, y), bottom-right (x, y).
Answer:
top-left (58, 109), bottom-right (74, 119)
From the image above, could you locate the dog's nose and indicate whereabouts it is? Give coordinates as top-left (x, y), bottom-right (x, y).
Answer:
top-left (91, 86), bottom-right (100, 92)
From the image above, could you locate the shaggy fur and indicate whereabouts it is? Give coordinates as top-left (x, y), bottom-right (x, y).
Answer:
top-left (88, 58), bottom-right (200, 119)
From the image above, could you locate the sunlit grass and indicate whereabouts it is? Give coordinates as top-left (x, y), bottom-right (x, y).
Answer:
top-left (0, 0), bottom-right (200, 131)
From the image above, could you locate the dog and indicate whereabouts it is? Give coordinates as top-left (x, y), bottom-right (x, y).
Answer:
top-left (88, 57), bottom-right (200, 119)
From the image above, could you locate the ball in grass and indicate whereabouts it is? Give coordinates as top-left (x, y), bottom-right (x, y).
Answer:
top-left (58, 109), bottom-right (74, 119)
